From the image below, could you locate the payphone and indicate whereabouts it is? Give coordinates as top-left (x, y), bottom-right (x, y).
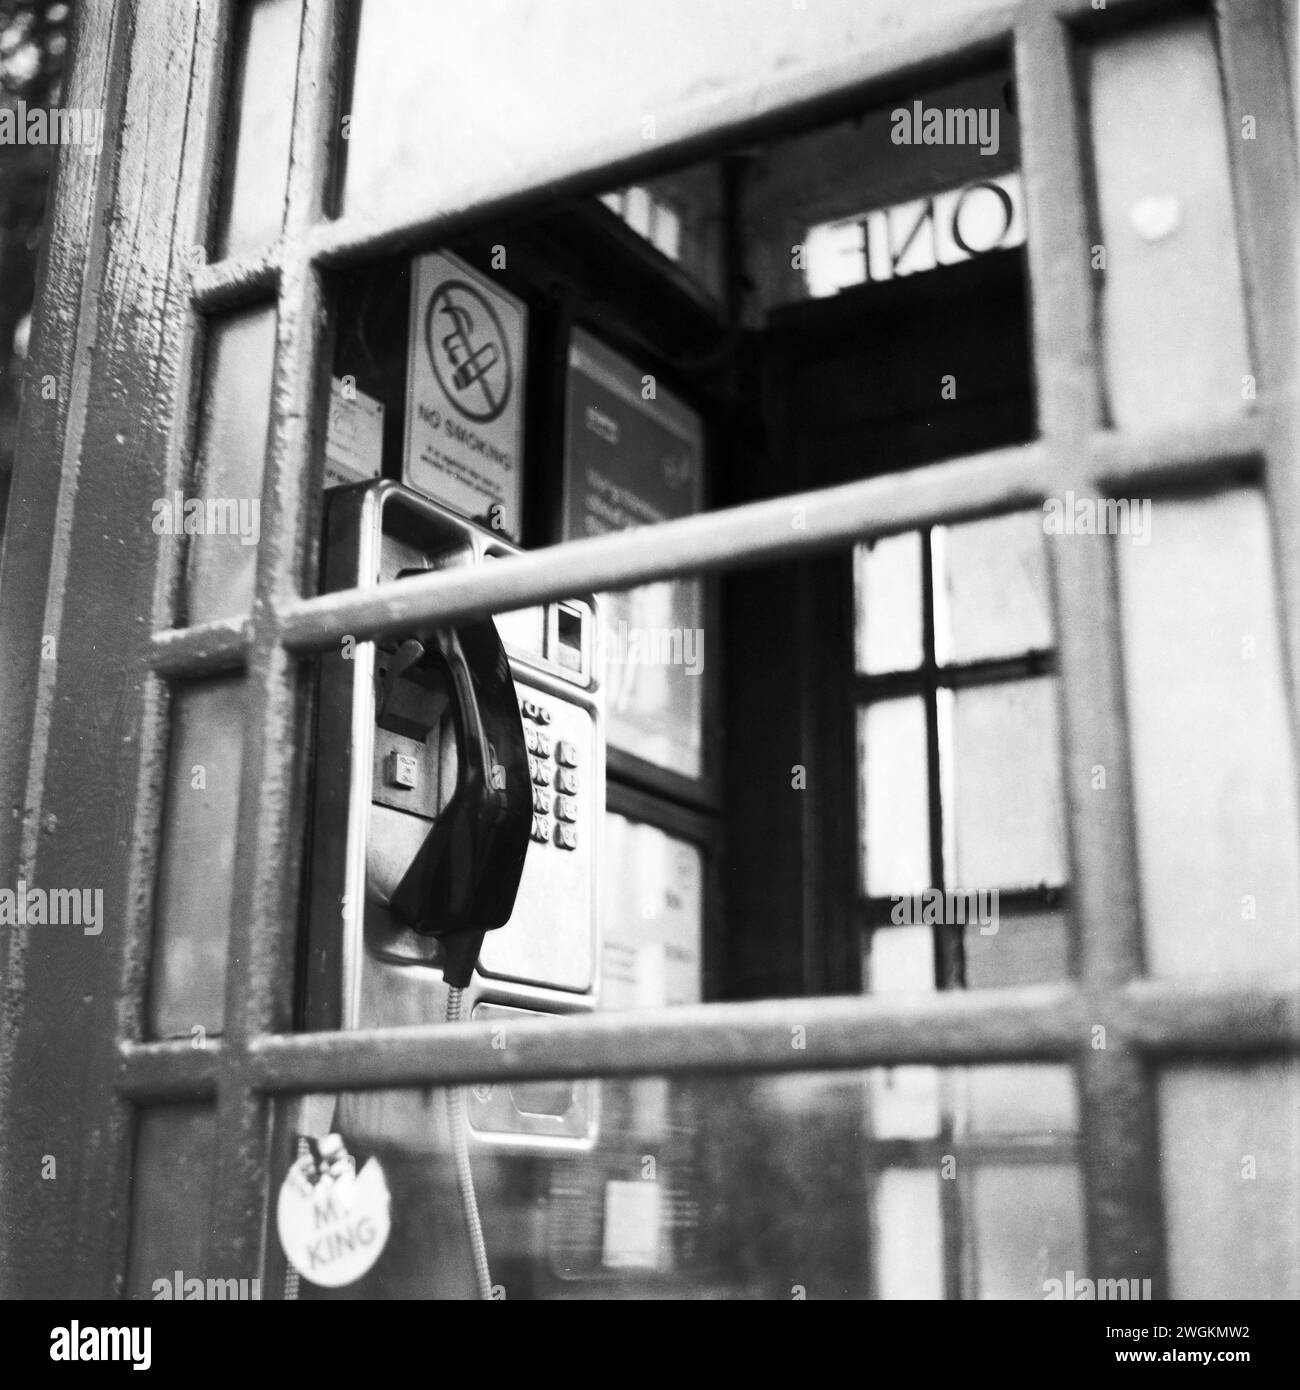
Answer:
top-left (301, 479), bottom-right (603, 1153)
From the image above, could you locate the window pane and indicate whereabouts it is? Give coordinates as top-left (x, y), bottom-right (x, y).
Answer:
top-left (1118, 489), bottom-right (1300, 978)
top-left (1159, 1062), bottom-right (1300, 1300)
top-left (280, 1071), bottom-right (878, 1298)
top-left (954, 1064), bottom-right (1077, 1138)
top-left (964, 909), bottom-right (1069, 988)
top-left (866, 924), bottom-right (934, 994)
top-left (214, 0), bottom-right (300, 258)
top-left (563, 330), bottom-right (706, 780)
top-left (600, 814), bottom-right (703, 1009)
top-left (341, 0), bottom-right (1000, 221)
top-left (854, 533), bottom-right (923, 674)
top-left (276, 1068), bottom-right (1088, 1299)
top-left (867, 1067), bottom-right (940, 1140)
top-left (970, 1164), bottom-right (1086, 1300)
top-left (865, 928), bottom-right (938, 1140)
top-left (148, 678), bottom-right (245, 1038)
top-left (1087, 18), bottom-right (1252, 429)
top-left (873, 1169), bottom-right (943, 1299)
top-left (182, 307), bottom-right (276, 625)
top-left (941, 678), bottom-right (1067, 891)
top-left (598, 582), bottom-right (705, 778)
top-left (858, 699), bottom-right (930, 895)
top-left (932, 510), bottom-right (1052, 664)
top-left (124, 1107), bottom-right (218, 1299)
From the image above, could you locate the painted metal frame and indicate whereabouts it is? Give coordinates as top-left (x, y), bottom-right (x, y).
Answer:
top-left (1, 0), bottom-right (1295, 1296)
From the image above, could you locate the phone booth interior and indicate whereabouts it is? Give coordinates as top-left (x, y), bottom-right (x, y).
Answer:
top-left (288, 56), bottom-right (1058, 1299)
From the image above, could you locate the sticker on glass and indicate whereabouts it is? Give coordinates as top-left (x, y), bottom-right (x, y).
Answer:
top-left (277, 1134), bottom-right (391, 1287)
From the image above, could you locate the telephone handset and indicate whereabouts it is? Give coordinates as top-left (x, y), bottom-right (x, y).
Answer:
top-left (381, 617), bottom-right (531, 985)
top-left (301, 479), bottom-right (601, 1146)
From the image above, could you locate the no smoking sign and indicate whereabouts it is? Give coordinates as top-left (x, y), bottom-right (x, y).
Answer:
top-left (404, 251), bottom-right (527, 538)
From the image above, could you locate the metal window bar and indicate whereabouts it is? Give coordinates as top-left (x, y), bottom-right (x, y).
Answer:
top-left (86, 0), bottom-right (1297, 1290)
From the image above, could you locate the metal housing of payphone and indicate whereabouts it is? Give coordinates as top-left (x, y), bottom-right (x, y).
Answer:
top-left (303, 479), bottom-right (603, 1152)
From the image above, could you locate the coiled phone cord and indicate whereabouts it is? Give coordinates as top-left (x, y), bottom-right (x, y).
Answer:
top-left (445, 985), bottom-right (494, 1300)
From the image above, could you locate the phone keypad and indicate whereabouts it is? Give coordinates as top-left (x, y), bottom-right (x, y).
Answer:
top-left (520, 694), bottom-right (579, 850)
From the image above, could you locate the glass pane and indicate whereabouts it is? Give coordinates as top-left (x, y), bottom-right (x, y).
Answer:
top-left (1087, 18), bottom-right (1252, 429)
top-left (867, 1067), bottom-right (940, 1140)
top-left (214, 0), bottom-right (300, 258)
top-left (954, 1064), bottom-right (1077, 1138)
top-left (969, 1164), bottom-right (1086, 1300)
top-left (1118, 490), bottom-right (1300, 978)
top-left (181, 307), bottom-right (277, 625)
top-left (865, 927), bottom-right (938, 1141)
top-left (148, 677), bottom-right (245, 1038)
top-left (964, 909), bottom-right (1069, 988)
top-left (601, 814), bottom-right (703, 1009)
top-left (598, 582), bottom-right (705, 778)
top-left (941, 678), bottom-right (1067, 891)
top-left (867, 924), bottom-right (934, 993)
top-left (1159, 1062), bottom-right (1300, 1300)
top-left (125, 1107), bottom-right (219, 1299)
top-left (854, 533), bottom-right (923, 673)
top-left (932, 510), bottom-right (1052, 664)
top-left (563, 330), bottom-right (706, 779)
top-left (341, 0), bottom-right (1000, 221)
top-left (858, 698), bottom-right (930, 895)
top-left (873, 1169), bottom-right (943, 1299)
top-left (272, 1066), bottom-right (1084, 1299)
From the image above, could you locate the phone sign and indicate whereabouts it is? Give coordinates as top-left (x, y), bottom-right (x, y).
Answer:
top-left (404, 251), bottom-right (527, 539)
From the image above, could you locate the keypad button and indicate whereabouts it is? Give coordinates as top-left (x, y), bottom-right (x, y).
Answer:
top-left (532, 788), bottom-right (551, 815)
top-left (555, 795), bottom-right (577, 823)
top-left (537, 704), bottom-right (553, 725)
top-left (524, 728), bottom-right (538, 754)
top-left (555, 823), bottom-right (578, 851)
top-left (530, 815), bottom-right (551, 844)
top-left (556, 767), bottom-right (578, 795)
top-left (529, 756), bottom-right (550, 785)
top-left (534, 733), bottom-right (551, 758)
top-left (521, 699), bottom-right (537, 722)
top-left (556, 740), bottom-right (578, 767)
